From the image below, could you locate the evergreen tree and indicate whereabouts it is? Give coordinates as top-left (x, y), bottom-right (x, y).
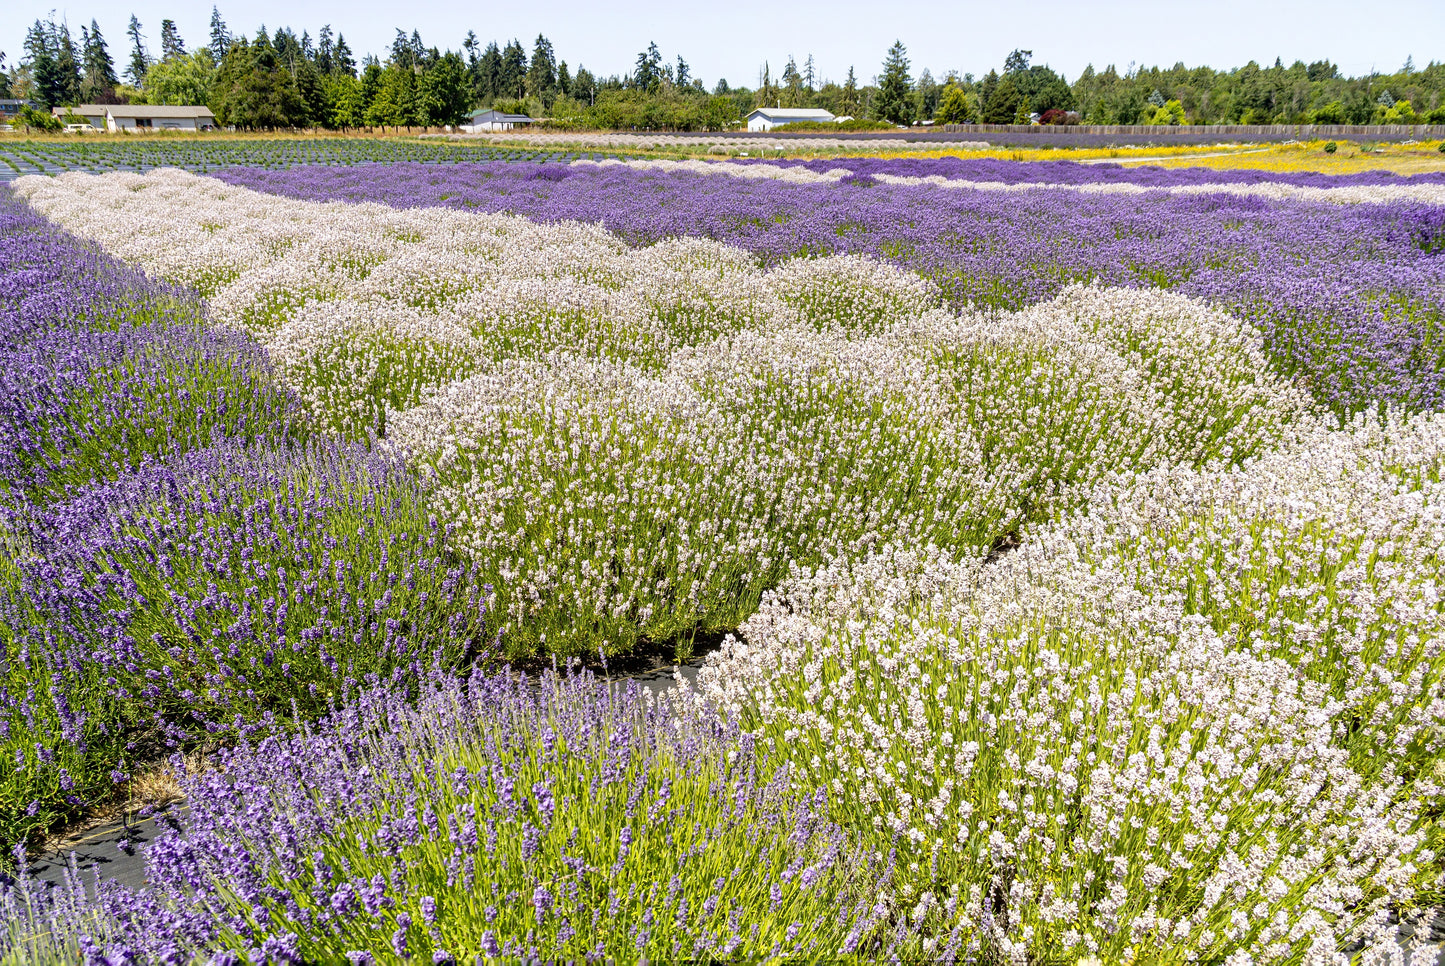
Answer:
top-left (239, 29), bottom-right (305, 127)
top-left (211, 30), bottom-right (309, 128)
top-left (872, 40), bottom-right (913, 124)
top-left (499, 40), bottom-right (526, 98)
top-left (80, 20), bottom-right (117, 102)
top-left (209, 7), bottom-right (231, 61)
top-left (841, 65), bottom-right (859, 116)
top-left (526, 34), bottom-right (556, 104)
top-left (462, 30), bottom-right (480, 93)
top-left (1003, 49), bottom-right (1032, 74)
top-left (675, 56), bottom-right (689, 89)
top-left (634, 41), bottom-right (662, 92)
top-left (914, 67), bottom-right (939, 119)
top-left (478, 41), bottom-right (502, 100)
top-left (982, 71), bottom-right (1020, 122)
top-left (977, 69), bottom-right (998, 119)
top-left (23, 19), bottom-right (63, 109)
top-left (756, 61), bottom-right (778, 108)
top-left (160, 19), bottom-right (186, 61)
top-left (782, 55), bottom-right (802, 106)
top-left (55, 21), bottom-right (82, 106)
top-left (556, 60), bottom-right (571, 97)
top-left (315, 24), bottom-right (334, 74)
top-left (271, 27), bottom-right (323, 123)
top-left (573, 65), bottom-right (596, 105)
top-left (126, 15), bottom-right (150, 87)
top-left (390, 29), bottom-right (416, 70)
top-left (359, 56), bottom-right (383, 110)
top-left (332, 35), bottom-right (355, 77)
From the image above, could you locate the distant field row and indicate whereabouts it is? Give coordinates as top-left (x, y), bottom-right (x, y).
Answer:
top-left (0, 139), bottom-right (627, 182)
top-left (5, 134), bottom-right (1445, 180)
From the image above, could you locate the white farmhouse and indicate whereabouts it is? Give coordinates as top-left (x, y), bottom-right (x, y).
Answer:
top-left (745, 107), bottom-right (837, 132)
top-left (55, 104), bottom-right (217, 132)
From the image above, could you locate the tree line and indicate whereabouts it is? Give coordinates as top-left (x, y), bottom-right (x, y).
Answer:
top-left (3, 16), bottom-right (1442, 131)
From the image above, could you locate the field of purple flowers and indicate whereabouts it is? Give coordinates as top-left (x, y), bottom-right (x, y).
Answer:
top-left (2, 156), bottom-right (1444, 963)
top-left (215, 158), bottom-right (1445, 413)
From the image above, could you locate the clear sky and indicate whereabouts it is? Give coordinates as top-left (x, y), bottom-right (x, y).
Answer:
top-left (5, 0), bottom-right (1441, 89)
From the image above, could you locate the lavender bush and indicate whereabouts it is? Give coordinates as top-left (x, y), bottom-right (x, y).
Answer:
top-left (0, 191), bottom-right (301, 505)
top-left (0, 189), bottom-right (492, 847)
top-left (213, 161), bottom-right (1445, 413)
top-left (6, 669), bottom-right (905, 963)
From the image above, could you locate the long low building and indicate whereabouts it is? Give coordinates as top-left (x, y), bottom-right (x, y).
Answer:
top-left (54, 104), bottom-right (218, 132)
top-left (745, 107), bottom-right (838, 131)
top-left (461, 109), bottom-right (536, 133)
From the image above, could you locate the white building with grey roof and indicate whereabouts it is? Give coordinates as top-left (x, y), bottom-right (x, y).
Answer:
top-left (745, 107), bottom-right (838, 131)
top-left (54, 104), bottom-right (218, 132)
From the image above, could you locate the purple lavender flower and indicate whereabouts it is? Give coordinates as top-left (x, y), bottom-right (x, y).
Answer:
top-left (532, 884), bottom-right (553, 921)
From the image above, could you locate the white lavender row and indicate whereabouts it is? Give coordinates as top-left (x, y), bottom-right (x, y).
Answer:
top-left (573, 157), bottom-right (1445, 206)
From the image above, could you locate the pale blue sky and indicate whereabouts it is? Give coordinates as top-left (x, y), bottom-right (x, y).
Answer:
top-left (6, 0), bottom-right (1441, 89)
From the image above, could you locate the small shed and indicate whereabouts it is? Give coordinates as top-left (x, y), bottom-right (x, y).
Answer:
top-left (745, 108), bottom-right (837, 132)
top-left (462, 109), bottom-right (536, 133)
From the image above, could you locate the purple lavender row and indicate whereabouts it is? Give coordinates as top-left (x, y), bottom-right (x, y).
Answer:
top-left (213, 162), bottom-right (1445, 413)
top-left (0, 188), bottom-right (492, 849)
top-left (48, 668), bottom-right (898, 962)
top-left (0, 190), bottom-right (300, 504)
top-left (756, 155), bottom-right (1445, 189)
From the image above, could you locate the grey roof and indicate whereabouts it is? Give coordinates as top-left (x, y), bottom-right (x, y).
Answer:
top-left (58, 104), bottom-right (217, 120)
top-left (109, 105), bottom-right (216, 119)
top-left (468, 109), bottom-right (535, 122)
top-left (747, 108), bottom-right (836, 120)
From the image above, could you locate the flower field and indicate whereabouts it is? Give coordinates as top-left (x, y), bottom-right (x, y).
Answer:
top-left (0, 139), bottom-right (617, 182)
top-left (1, 155), bottom-right (1444, 963)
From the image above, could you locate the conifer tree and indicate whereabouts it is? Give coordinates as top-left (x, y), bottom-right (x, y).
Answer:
top-left (499, 40), bottom-right (526, 98)
top-left (125, 15), bottom-right (150, 87)
top-left (332, 35), bottom-right (355, 76)
top-left (841, 65), bottom-right (859, 116)
top-left (55, 20), bottom-right (82, 105)
top-left (478, 41), bottom-right (502, 100)
top-left (872, 40), bottom-right (913, 125)
top-left (315, 24), bottom-right (334, 74)
top-left (81, 20), bottom-right (118, 102)
top-left (23, 19), bottom-right (72, 109)
top-left (160, 19), bottom-right (186, 61)
top-left (209, 7), bottom-right (231, 61)
top-left (526, 34), bottom-right (556, 104)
